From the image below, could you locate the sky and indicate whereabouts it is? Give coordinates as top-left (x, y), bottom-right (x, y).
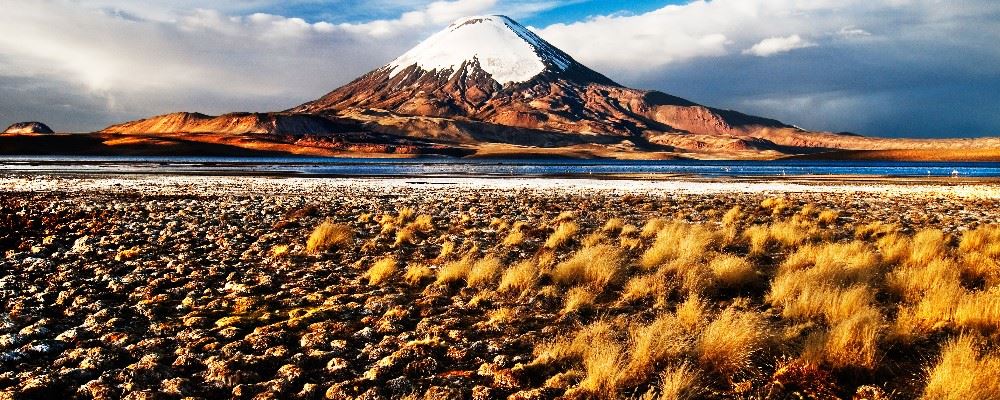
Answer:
top-left (1, 0), bottom-right (999, 138)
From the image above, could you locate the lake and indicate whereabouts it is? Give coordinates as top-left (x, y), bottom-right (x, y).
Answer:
top-left (1, 156), bottom-right (1000, 178)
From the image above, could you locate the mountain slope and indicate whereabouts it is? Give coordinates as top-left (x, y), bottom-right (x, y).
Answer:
top-left (292, 15), bottom-right (795, 143)
top-left (100, 112), bottom-right (353, 135)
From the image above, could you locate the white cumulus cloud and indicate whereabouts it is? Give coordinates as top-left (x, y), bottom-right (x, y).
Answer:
top-left (742, 34), bottom-right (816, 57)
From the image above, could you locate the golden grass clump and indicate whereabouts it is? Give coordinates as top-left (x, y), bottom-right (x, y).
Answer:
top-left (647, 363), bottom-right (702, 400)
top-left (545, 221), bottom-right (579, 249)
top-left (854, 221), bottom-right (900, 239)
top-left (745, 224), bottom-right (771, 256)
top-left (502, 225), bottom-right (527, 247)
top-left (270, 244), bottom-right (289, 258)
top-left (365, 256), bottom-right (398, 285)
top-left (577, 336), bottom-right (625, 395)
top-left (409, 214), bottom-right (433, 232)
top-left (676, 294), bottom-right (708, 332)
top-left (887, 257), bottom-right (961, 302)
top-left (708, 254), bottom-right (756, 289)
top-left (640, 221), bottom-right (716, 269)
top-left (563, 286), bottom-right (597, 314)
top-left (777, 284), bottom-right (876, 324)
top-left (959, 225), bottom-right (1000, 255)
top-left (767, 220), bottom-right (817, 249)
top-left (466, 255), bottom-right (503, 288)
top-left (622, 314), bottom-right (691, 384)
top-left (640, 218), bottom-right (669, 238)
top-left (761, 196), bottom-right (790, 214)
top-left (817, 210), bottom-right (839, 225)
top-left (433, 240), bottom-right (455, 261)
top-left (619, 224), bottom-right (642, 250)
top-left (600, 217), bottom-right (625, 234)
top-left (487, 307), bottom-right (518, 326)
top-left (953, 288), bottom-right (1000, 331)
top-left (403, 263), bottom-right (434, 286)
top-left (922, 335), bottom-right (1000, 400)
top-left (876, 232), bottom-right (912, 266)
top-left (435, 256), bottom-right (474, 285)
top-left (621, 274), bottom-right (663, 303)
top-left (778, 240), bottom-right (881, 285)
top-left (552, 244), bottom-right (625, 291)
top-left (305, 220), bottom-right (353, 254)
top-left (696, 307), bottom-right (766, 376)
top-left (909, 229), bottom-right (949, 267)
top-left (721, 206), bottom-right (742, 226)
top-left (803, 307), bottom-right (883, 369)
top-left (497, 260), bottom-right (539, 296)
top-left (533, 320), bottom-right (615, 365)
top-left (770, 241), bottom-right (883, 326)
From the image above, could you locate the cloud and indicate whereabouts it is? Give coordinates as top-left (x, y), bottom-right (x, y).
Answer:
top-left (742, 35), bottom-right (816, 57)
top-left (1, 0), bottom-right (1000, 137)
top-left (534, 0), bottom-right (1000, 137)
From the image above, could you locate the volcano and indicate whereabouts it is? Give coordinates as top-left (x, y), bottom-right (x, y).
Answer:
top-left (291, 15), bottom-right (801, 150)
top-left (97, 15), bottom-right (1000, 159)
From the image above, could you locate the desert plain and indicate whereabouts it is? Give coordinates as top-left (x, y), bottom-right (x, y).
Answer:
top-left (1, 175), bottom-right (1000, 399)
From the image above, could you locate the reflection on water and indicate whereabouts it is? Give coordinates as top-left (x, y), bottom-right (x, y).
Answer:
top-left (1, 156), bottom-right (1000, 177)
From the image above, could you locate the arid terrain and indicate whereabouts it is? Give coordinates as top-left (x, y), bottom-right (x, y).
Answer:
top-left (1, 175), bottom-right (999, 399)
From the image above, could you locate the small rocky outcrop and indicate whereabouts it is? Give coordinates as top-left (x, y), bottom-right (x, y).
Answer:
top-left (3, 122), bottom-right (54, 134)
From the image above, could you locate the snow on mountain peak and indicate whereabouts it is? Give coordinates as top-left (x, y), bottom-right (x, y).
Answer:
top-left (387, 15), bottom-right (572, 85)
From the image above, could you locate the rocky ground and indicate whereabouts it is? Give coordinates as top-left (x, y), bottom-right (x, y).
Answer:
top-left (1, 175), bottom-right (999, 400)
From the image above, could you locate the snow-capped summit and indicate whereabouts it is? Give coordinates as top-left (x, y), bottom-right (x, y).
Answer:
top-left (387, 15), bottom-right (572, 85)
top-left (292, 15), bottom-right (792, 143)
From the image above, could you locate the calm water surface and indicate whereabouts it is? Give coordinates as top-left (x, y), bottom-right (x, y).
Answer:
top-left (2, 156), bottom-right (1000, 178)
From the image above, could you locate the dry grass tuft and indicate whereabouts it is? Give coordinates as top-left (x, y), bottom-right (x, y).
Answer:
top-left (641, 218), bottom-right (669, 239)
top-left (498, 260), bottom-right (539, 296)
top-left (676, 294), bottom-right (708, 332)
top-left (854, 221), bottom-right (900, 240)
top-left (817, 210), bottom-right (839, 225)
top-left (553, 244), bottom-right (625, 291)
top-left (601, 218), bottom-right (626, 235)
top-left (645, 363), bottom-right (702, 400)
top-left (403, 263), bottom-right (434, 286)
top-left (622, 314), bottom-right (691, 384)
top-left (922, 335), bottom-right (1000, 400)
top-left (745, 224), bottom-right (771, 256)
top-left (365, 256), bottom-right (398, 285)
top-left (487, 307), bottom-right (518, 326)
top-left (621, 274), bottom-right (663, 303)
top-left (545, 221), bottom-right (579, 249)
top-left (270, 244), bottom-right (289, 258)
top-left (466, 255), bottom-right (503, 288)
top-left (910, 229), bottom-right (949, 267)
top-left (803, 307), bottom-right (883, 369)
top-left (435, 240), bottom-right (455, 262)
top-left (502, 225), bottom-right (527, 247)
top-left (306, 220), bottom-right (353, 254)
top-left (761, 197), bottom-right (790, 214)
top-left (696, 307), bottom-right (766, 376)
top-left (577, 337), bottom-right (625, 395)
top-left (722, 206), bottom-right (742, 227)
top-left (640, 221), bottom-right (716, 269)
top-left (436, 256), bottom-right (475, 285)
top-left (887, 257), bottom-right (960, 302)
top-left (563, 286), bottom-right (597, 314)
top-left (709, 254), bottom-right (756, 289)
